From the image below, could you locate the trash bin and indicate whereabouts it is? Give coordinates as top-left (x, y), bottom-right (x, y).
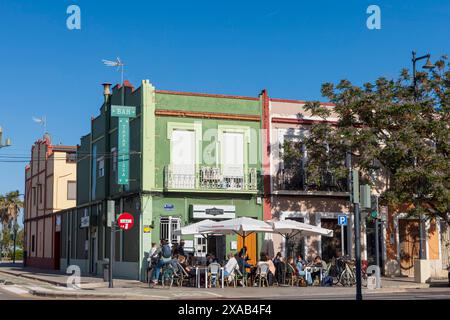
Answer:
top-left (102, 259), bottom-right (109, 282)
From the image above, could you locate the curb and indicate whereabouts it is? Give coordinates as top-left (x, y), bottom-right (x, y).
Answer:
top-left (25, 286), bottom-right (430, 300)
top-left (0, 269), bottom-right (67, 287)
top-left (28, 289), bottom-right (128, 299)
top-left (28, 289), bottom-right (171, 300)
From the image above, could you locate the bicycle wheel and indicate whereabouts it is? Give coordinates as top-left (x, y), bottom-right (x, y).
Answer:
top-left (162, 268), bottom-right (174, 289)
top-left (340, 269), bottom-right (353, 286)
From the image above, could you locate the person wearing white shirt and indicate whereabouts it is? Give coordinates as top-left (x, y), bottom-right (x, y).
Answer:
top-left (224, 253), bottom-right (239, 277)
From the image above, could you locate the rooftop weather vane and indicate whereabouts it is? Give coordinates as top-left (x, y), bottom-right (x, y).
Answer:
top-left (102, 57), bottom-right (125, 104)
top-left (32, 116), bottom-right (47, 134)
top-left (102, 57), bottom-right (124, 86)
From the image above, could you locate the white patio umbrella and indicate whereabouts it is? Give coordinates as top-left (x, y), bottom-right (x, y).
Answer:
top-left (272, 219), bottom-right (333, 239)
top-left (199, 217), bottom-right (274, 282)
top-left (270, 219), bottom-right (333, 285)
top-left (198, 217), bottom-right (274, 247)
top-left (173, 219), bottom-right (216, 236)
top-left (271, 219), bottom-right (333, 259)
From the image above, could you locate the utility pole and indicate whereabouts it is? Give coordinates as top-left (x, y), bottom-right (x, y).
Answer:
top-left (107, 200), bottom-right (116, 288)
top-left (373, 195), bottom-right (380, 268)
top-left (352, 169), bottom-right (363, 300)
top-left (346, 152), bottom-right (353, 259)
top-left (109, 219), bottom-right (115, 288)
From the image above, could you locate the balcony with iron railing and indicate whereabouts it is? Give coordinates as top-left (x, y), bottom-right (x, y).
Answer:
top-left (275, 167), bottom-right (349, 195)
top-left (164, 165), bottom-right (259, 193)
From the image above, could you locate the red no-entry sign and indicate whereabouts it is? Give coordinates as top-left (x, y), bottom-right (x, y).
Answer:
top-left (117, 212), bottom-right (134, 230)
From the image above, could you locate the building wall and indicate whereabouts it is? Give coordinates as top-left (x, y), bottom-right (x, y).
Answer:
top-left (52, 151), bottom-right (76, 211)
top-left (24, 136), bottom-right (76, 270)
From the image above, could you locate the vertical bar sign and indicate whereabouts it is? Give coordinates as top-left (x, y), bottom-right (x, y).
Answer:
top-left (111, 105), bottom-right (136, 185)
top-left (118, 117), bottom-right (129, 184)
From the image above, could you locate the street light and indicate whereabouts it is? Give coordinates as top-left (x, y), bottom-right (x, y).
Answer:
top-left (411, 51), bottom-right (434, 260)
top-left (412, 51), bottom-right (434, 97)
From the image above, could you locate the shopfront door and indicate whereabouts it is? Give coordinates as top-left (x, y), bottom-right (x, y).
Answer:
top-left (399, 219), bottom-right (420, 277)
top-left (238, 233), bottom-right (257, 265)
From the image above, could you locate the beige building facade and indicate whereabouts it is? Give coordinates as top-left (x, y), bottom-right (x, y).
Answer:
top-left (24, 134), bottom-right (76, 269)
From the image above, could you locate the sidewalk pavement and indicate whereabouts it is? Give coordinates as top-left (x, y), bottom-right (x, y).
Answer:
top-left (0, 262), bottom-right (447, 300)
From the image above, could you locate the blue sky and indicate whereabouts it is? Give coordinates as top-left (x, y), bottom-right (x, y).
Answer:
top-left (0, 0), bottom-right (449, 223)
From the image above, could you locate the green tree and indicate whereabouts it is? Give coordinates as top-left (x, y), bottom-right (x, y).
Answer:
top-left (296, 56), bottom-right (449, 224)
top-left (0, 191), bottom-right (23, 259)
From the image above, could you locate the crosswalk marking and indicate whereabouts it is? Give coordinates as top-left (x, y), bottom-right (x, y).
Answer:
top-left (1, 285), bottom-right (29, 295)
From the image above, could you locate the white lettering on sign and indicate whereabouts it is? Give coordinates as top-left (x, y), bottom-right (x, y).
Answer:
top-left (120, 219), bottom-right (132, 223)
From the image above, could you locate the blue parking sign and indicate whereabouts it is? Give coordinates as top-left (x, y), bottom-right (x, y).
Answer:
top-left (338, 215), bottom-right (348, 226)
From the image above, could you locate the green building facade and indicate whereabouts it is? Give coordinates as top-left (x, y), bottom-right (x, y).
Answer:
top-left (59, 80), bottom-right (264, 280)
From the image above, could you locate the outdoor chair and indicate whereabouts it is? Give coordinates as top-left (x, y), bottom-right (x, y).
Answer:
top-left (208, 262), bottom-right (221, 288)
top-left (285, 263), bottom-right (299, 286)
top-left (225, 268), bottom-right (238, 287)
top-left (226, 268), bottom-right (247, 287)
top-left (173, 261), bottom-right (191, 287)
top-left (254, 263), bottom-right (270, 287)
top-left (276, 261), bottom-right (286, 285)
top-left (236, 267), bottom-right (252, 287)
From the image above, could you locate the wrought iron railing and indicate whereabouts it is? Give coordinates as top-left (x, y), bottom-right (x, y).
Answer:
top-left (275, 168), bottom-right (348, 192)
top-left (164, 165), bottom-right (258, 191)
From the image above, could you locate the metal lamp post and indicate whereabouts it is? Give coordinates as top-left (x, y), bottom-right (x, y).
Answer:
top-left (411, 51), bottom-right (434, 260)
top-left (346, 151), bottom-right (362, 300)
top-left (412, 51), bottom-right (434, 98)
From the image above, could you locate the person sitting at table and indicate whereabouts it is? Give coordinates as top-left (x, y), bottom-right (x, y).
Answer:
top-left (266, 254), bottom-right (276, 286)
top-left (178, 255), bottom-right (196, 286)
top-left (237, 250), bottom-right (252, 274)
top-left (249, 252), bottom-right (269, 286)
top-left (223, 252), bottom-right (240, 283)
top-left (295, 254), bottom-right (312, 285)
top-left (272, 252), bottom-right (282, 265)
top-left (206, 253), bottom-right (216, 266)
top-left (275, 256), bottom-right (286, 284)
top-left (311, 255), bottom-right (327, 285)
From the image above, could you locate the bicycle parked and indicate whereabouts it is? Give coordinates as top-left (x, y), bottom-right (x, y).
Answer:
top-left (326, 256), bottom-right (368, 287)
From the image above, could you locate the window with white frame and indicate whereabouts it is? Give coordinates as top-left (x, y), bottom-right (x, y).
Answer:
top-left (170, 130), bottom-right (196, 188)
top-left (67, 181), bottom-right (76, 200)
top-left (194, 235), bottom-right (207, 258)
top-left (221, 132), bottom-right (244, 177)
top-left (159, 217), bottom-right (181, 245)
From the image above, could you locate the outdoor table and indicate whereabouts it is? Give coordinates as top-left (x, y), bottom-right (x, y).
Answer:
top-left (195, 266), bottom-right (225, 288)
top-left (305, 266), bottom-right (323, 283)
top-left (195, 266), bottom-right (208, 288)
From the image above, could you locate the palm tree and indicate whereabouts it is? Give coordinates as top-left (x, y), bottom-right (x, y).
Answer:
top-left (0, 191), bottom-right (23, 261)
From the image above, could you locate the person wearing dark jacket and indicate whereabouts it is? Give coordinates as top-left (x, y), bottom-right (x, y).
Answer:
top-left (173, 240), bottom-right (185, 257)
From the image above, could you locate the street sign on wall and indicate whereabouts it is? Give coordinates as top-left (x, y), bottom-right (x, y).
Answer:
top-left (111, 105), bottom-right (136, 185)
top-left (118, 117), bottom-right (130, 184)
top-left (111, 105), bottom-right (136, 118)
top-left (117, 212), bottom-right (134, 230)
top-left (164, 204), bottom-right (174, 211)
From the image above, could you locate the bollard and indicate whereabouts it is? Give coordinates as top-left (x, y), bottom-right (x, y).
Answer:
top-left (367, 265), bottom-right (381, 289)
top-left (367, 276), bottom-right (377, 289)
